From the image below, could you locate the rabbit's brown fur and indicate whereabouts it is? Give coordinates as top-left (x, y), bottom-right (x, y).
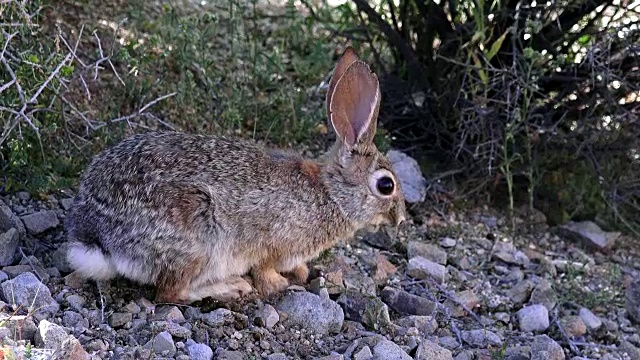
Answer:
top-left (65, 47), bottom-right (407, 304)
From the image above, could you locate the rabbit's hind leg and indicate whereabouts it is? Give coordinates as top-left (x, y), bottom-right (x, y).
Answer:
top-left (251, 266), bottom-right (290, 296)
top-left (154, 255), bottom-right (206, 304)
top-left (184, 277), bottom-right (253, 303)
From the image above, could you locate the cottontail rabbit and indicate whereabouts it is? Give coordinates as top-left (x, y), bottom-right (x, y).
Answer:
top-left (65, 47), bottom-right (407, 304)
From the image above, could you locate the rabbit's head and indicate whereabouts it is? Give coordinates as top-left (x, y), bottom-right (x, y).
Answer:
top-left (323, 47), bottom-right (407, 231)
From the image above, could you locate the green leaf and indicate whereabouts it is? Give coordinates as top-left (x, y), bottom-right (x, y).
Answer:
top-left (578, 34), bottom-right (591, 45)
top-left (486, 29), bottom-right (509, 61)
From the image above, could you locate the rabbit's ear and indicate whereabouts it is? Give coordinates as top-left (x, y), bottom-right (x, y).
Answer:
top-left (328, 58), bottom-right (380, 148)
top-left (326, 47), bottom-right (360, 121)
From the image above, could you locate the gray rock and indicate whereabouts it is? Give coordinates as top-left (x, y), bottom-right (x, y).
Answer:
top-left (315, 355), bottom-right (345, 360)
top-left (35, 319), bottom-right (68, 349)
top-left (201, 308), bottom-right (234, 326)
top-left (0, 228), bottom-right (19, 266)
top-left (414, 340), bottom-right (453, 360)
top-left (387, 150), bottom-right (427, 203)
top-left (0, 200), bottom-right (25, 236)
top-left (2, 264), bottom-right (40, 278)
top-left (62, 311), bottom-right (87, 329)
top-left (492, 241), bottom-right (530, 266)
top-left (578, 307), bottom-right (602, 330)
top-left (620, 341), bottom-right (640, 360)
top-left (215, 349), bottom-right (246, 360)
top-left (50, 335), bottom-right (90, 360)
top-left (395, 315), bottom-right (438, 335)
top-left (337, 289), bottom-right (392, 330)
top-left (50, 245), bottom-right (72, 274)
top-left (20, 210), bottom-right (60, 234)
top-left (110, 312), bottom-right (132, 328)
top-left (145, 331), bottom-right (176, 357)
top-left (0, 314), bottom-right (37, 342)
top-left (517, 304), bottom-right (550, 332)
top-left (507, 280), bottom-right (534, 305)
top-left (59, 198), bottom-right (74, 211)
top-left (407, 256), bottom-right (446, 284)
top-left (435, 336), bottom-right (460, 350)
top-left (153, 305), bottom-right (185, 323)
top-left (361, 228), bottom-right (398, 250)
top-left (381, 286), bottom-right (436, 316)
top-left (407, 241), bottom-right (447, 265)
top-left (0, 270), bottom-right (7, 282)
top-left (372, 339), bottom-right (412, 360)
top-left (65, 294), bottom-right (86, 312)
top-left (276, 291), bottom-right (344, 335)
top-left (254, 304), bottom-right (279, 328)
top-left (187, 343), bottom-right (213, 360)
top-left (1, 272), bottom-right (59, 315)
top-left (556, 220), bottom-right (620, 250)
top-left (460, 329), bottom-right (502, 347)
top-left (530, 279), bottom-right (557, 311)
top-left (626, 279), bottom-right (640, 324)
top-left (530, 334), bottom-right (565, 360)
top-left (16, 192), bottom-right (30, 201)
top-left (354, 346), bottom-right (373, 360)
top-left (268, 354), bottom-right (289, 360)
top-left (439, 237), bottom-right (457, 248)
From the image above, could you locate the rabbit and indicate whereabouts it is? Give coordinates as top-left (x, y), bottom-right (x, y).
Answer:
top-left (64, 46), bottom-right (407, 304)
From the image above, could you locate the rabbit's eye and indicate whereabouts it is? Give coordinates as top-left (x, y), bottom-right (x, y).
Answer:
top-left (377, 177), bottom-right (394, 195)
top-left (369, 169), bottom-right (397, 197)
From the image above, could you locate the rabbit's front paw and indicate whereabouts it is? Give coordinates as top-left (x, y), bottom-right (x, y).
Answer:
top-left (252, 268), bottom-right (289, 296)
top-left (185, 277), bottom-right (253, 303)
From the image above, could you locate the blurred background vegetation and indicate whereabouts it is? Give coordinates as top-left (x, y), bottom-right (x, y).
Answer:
top-left (1, 0), bottom-right (638, 234)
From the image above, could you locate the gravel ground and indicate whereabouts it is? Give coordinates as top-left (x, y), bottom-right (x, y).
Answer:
top-left (1, 190), bottom-right (640, 360)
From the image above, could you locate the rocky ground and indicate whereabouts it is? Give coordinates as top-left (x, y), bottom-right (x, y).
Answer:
top-left (1, 187), bottom-right (640, 360)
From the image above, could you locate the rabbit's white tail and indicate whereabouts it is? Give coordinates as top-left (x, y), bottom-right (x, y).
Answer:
top-left (67, 242), bottom-right (117, 280)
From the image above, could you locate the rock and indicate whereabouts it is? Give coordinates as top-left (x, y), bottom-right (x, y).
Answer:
top-left (620, 341), bottom-right (640, 360)
top-left (407, 241), bottom-right (447, 265)
top-left (2, 264), bottom-right (40, 279)
top-left (578, 307), bottom-right (602, 330)
top-left (35, 319), bottom-right (69, 349)
top-left (560, 316), bottom-right (586, 338)
top-left (460, 329), bottom-right (502, 347)
top-left (530, 279), bottom-right (557, 311)
top-left (268, 354), bottom-right (289, 360)
top-left (145, 331), bottom-right (176, 357)
top-left (407, 256), bottom-right (446, 283)
top-left (372, 339), bottom-right (412, 359)
top-left (276, 291), bottom-right (344, 335)
top-left (517, 304), bottom-right (550, 332)
top-left (344, 272), bottom-right (377, 296)
top-left (626, 279), bottom-right (640, 324)
top-left (414, 340), bottom-right (453, 360)
top-left (65, 294), bottom-right (86, 312)
top-left (0, 201), bottom-right (25, 236)
top-left (59, 198), bottom-right (74, 211)
top-left (109, 312), bottom-right (132, 328)
top-left (201, 308), bottom-right (234, 326)
top-left (361, 228), bottom-right (398, 250)
top-left (530, 334), bottom-right (565, 360)
top-left (51, 245), bottom-right (72, 274)
top-left (20, 210), bottom-right (60, 235)
top-left (0, 270), bottom-right (7, 282)
top-left (0, 228), bottom-right (19, 266)
top-left (163, 322), bottom-right (192, 339)
top-left (387, 150), bottom-right (427, 203)
top-left (187, 343), bottom-right (214, 360)
top-left (492, 241), bottom-right (530, 266)
top-left (1, 272), bottom-right (59, 315)
top-left (50, 335), bottom-right (90, 360)
top-left (507, 279), bottom-right (534, 305)
top-left (556, 220), bottom-right (620, 250)
top-left (215, 349), bottom-right (245, 359)
top-left (439, 237), bottom-right (457, 248)
top-left (372, 254), bottom-right (397, 283)
top-left (337, 289), bottom-right (392, 330)
top-left (254, 304), bottom-right (279, 328)
top-left (444, 290), bottom-right (480, 317)
top-left (395, 315), bottom-right (438, 335)
top-left (153, 305), bottom-right (185, 323)
top-left (381, 286), bottom-right (436, 316)
top-left (354, 346), bottom-right (373, 360)
top-left (0, 314), bottom-right (38, 342)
